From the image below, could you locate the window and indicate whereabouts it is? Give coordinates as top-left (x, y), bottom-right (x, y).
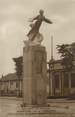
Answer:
top-left (54, 74), bottom-right (59, 88)
top-left (71, 73), bottom-right (75, 88)
top-left (10, 81), bottom-right (13, 85)
top-left (16, 82), bottom-right (19, 88)
top-left (64, 73), bottom-right (69, 88)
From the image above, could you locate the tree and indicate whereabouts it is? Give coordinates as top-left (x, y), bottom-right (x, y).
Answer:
top-left (13, 56), bottom-right (23, 78)
top-left (57, 43), bottom-right (75, 70)
top-left (13, 56), bottom-right (23, 97)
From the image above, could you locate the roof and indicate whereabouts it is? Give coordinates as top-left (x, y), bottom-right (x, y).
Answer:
top-left (0, 73), bottom-right (22, 82)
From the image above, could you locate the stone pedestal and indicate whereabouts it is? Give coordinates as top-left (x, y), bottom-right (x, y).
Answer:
top-left (23, 45), bottom-right (47, 105)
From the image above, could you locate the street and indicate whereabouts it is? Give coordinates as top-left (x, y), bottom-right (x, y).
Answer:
top-left (0, 97), bottom-right (22, 117)
top-left (0, 97), bottom-right (75, 117)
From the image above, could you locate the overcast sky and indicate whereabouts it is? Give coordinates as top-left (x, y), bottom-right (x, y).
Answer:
top-left (0, 0), bottom-right (75, 76)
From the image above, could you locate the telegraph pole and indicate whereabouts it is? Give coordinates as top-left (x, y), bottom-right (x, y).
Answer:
top-left (51, 35), bottom-right (53, 60)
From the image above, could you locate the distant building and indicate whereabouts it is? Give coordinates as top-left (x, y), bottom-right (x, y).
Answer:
top-left (48, 59), bottom-right (75, 97)
top-left (0, 73), bottom-right (22, 97)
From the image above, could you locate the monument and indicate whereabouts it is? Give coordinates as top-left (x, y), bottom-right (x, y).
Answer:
top-left (23, 9), bottom-right (52, 106)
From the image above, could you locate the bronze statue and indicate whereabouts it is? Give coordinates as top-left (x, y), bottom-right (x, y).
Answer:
top-left (27, 9), bottom-right (53, 41)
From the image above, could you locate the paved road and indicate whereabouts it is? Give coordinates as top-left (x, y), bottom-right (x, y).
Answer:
top-left (0, 97), bottom-right (75, 117)
top-left (0, 97), bottom-right (23, 117)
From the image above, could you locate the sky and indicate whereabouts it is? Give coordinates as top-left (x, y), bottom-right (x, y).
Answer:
top-left (0, 0), bottom-right (75, 76)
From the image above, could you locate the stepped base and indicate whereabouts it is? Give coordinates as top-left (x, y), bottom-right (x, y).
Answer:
top-left (19, 106), bottom-right (56, 114)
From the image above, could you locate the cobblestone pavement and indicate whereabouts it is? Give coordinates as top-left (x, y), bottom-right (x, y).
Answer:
top-left (0, 97), bottom-right (75, 117)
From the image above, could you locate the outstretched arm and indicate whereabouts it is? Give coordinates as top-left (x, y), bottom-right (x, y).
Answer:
top-left (32, 15), bottom-right (39, 21)
top-left (29, 15), bottom-right (39, 22)
top-left (44, 17), bottom-right (53, 24)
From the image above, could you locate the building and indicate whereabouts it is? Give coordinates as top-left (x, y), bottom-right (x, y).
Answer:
top-left (0, 72), bottom-right (49, 97)
top-left (48, 59), bottom-right (75, 97)
top-left (0, 73), bottom-right (23, 97)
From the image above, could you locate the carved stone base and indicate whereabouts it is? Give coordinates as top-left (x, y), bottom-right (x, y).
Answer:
top-left (23, 45), bottom-right (47, 105)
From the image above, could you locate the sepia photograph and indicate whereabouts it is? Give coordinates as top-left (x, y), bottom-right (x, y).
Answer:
top-left (0, 0), bottom-right (75, 117)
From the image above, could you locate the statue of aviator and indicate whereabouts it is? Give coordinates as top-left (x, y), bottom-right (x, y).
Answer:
top-left (27, 10), bottom-right (53, 41)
